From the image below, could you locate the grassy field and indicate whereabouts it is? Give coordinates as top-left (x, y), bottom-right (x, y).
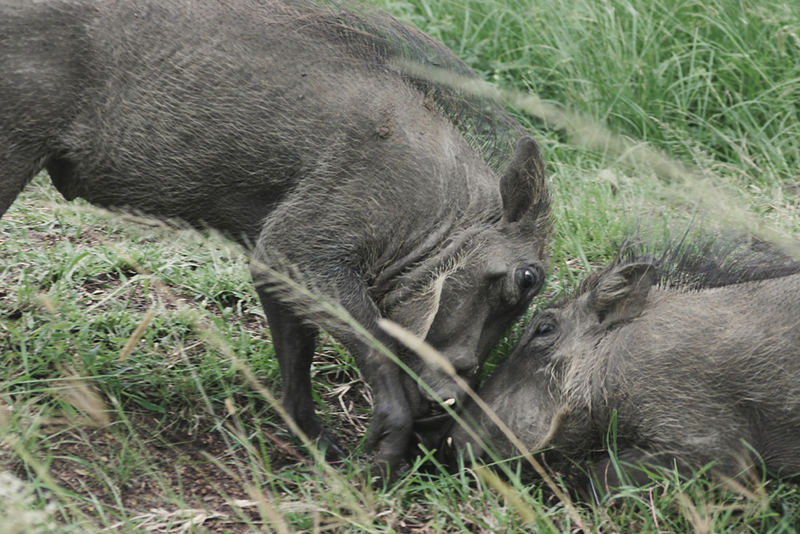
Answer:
top-left (2, 0), bottom-right (800, 531)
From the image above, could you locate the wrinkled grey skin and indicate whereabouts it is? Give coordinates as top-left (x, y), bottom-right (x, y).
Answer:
top-left (446, 256), bottom-right (800, 489)
top-left (0, 0), bottom-right (550, 473)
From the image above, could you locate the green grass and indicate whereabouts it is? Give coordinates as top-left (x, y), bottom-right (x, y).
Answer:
top-left (2, 0), bottom-right (800, 531)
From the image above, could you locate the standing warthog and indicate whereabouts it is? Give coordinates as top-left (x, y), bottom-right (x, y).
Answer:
top-left (444, 239), bottom-right (800, 489)
top-left (1, 0), bottom-right (550, 473)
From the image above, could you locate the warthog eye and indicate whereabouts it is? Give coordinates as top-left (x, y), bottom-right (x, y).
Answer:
top-left (533, 321), bottom-right (556, 337)
top-left (515, 266), bottom-right (541, 292)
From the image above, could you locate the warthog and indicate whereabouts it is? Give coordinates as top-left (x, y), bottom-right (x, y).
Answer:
top-left (1, 0), bottom-right (550, 473)
top-left (444, 238), bottom-right (800, 489)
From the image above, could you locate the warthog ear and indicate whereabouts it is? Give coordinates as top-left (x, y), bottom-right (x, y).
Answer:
top-left (590, 262), bottom-right (656, 325)
top-left (500, 136), bottom-right (548, 226)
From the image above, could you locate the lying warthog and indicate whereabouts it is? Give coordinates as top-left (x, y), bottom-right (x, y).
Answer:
top-left (443, 239), bottom-right (800, 490)
top-left (1, 0), bottom-right (550, 473)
